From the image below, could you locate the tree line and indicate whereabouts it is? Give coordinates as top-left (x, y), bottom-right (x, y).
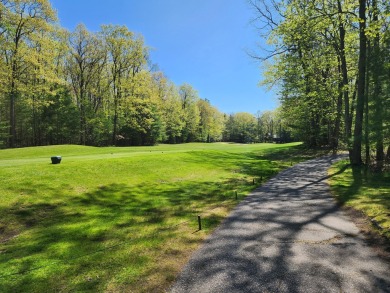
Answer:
top-left (0, 0), bottom-right (289, 148)
top-left (252, 0), bottom-right (390, 168)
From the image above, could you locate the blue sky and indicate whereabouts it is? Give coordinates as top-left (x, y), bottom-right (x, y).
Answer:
top-left (50, 0), bottom-right (278, 114)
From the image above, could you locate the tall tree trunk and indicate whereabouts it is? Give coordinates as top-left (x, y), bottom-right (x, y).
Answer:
top-left (9, 56), bottom-right (18, 148)
top-left (9, 86), bottom-right (16, 148)
top-left (333, 93), bottom-right (343, 153)
top-left (337, 0), bottom-right (351, 155)
top-left (112, 74), bottom-right (118, 145)
top-left (333, 57), bottom-right (343, 154)
top-left (113, 102), bottom-right (118, 145)
top-left (79, 88), bottom-right (86, 145)
top-left (112, 72), bottom-right (122, 146)
top-left (372, 0), bottom-right (384, 168)
top-left (352, 0), bottom-right (367, 165)
top-left (349, 82), bottom-right (357, 132)
top-left (364, 40), bottom-right (370, 166)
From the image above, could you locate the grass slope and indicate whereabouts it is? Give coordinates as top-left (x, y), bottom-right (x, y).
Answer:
top-left (0, 142), bottom-right (322, 292)
top-left (329, 160), bottom-right (390, 239)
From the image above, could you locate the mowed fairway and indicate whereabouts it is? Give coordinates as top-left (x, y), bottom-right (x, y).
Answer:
top-left (1, 142), bottom-right (316, 292)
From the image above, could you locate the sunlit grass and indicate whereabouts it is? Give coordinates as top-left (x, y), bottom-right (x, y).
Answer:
top-left (329, 160), bottom-right (390, 239)
top-left (0, 142), bottom-right (324, 292)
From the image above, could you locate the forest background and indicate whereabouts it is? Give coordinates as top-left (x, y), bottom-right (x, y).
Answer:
top-left (0, 0), bottom-right (286, 149)
top-left (1, 0), bottom-right (390, 169)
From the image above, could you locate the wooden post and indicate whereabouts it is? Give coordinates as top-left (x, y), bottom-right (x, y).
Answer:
top-left (235, 191), bottom-right (238, 200)
top-left (198, 215), bottom-right (202, 230)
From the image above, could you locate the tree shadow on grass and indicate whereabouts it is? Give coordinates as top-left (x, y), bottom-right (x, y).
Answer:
top-left (0, 177), bottom-right (248, 292)
top-left (330, 161), bottom-right (390, 245)
top-left (0, 144), bottom-right (331, 292)
top-left (180, 145), bottom-right (333, 185)
top-left (331, 162), bottom-right (390, 206)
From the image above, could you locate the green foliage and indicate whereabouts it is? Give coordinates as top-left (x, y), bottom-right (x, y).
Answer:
top-left (40, 88), bottom-right (80, 145)
top-left (224, 112), bottom-right (256, 143)
top-left (255, 0), bottom-right (390, 163)
top-left (100, 24), bottom-right (148, 146)
top-left (224, 110), bottom-right (291, 144)
top-left (0, 2), bottom-right (229, 148)
top-left (67, 23), bottom-right (107, 145)
top-left (149, 105), bottom-right (166, 144)
top-left (1, 1), bottom-right (296, 149)
top-left (197, 99), bottom-right (224, 142)
top-left (0, 120), bottom-right (8, 148)
top-left (0, 1), bottom-right (304, 149)
top-left (179, 84), bottom-right (200, 142)
top-left (161, 85), bottom-right (185, 143)
top-left (0, 0), bottom-right (60, 147)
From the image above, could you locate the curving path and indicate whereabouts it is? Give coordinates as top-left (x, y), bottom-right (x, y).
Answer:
top-left (171, 155), bottom-right (390, 293)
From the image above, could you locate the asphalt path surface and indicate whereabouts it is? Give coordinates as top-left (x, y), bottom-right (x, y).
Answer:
top-left (171, 155), bottom-right (390, 293)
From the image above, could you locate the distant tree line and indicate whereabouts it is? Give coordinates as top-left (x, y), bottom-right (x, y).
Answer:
top-left (251, 0), bottom-right (390, 169)
top-left (0, 0), bottom-right (292, 149)
top-left (223, 110), bottom-right (291, 143)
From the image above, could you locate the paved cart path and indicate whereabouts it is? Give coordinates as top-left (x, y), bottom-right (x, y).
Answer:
top-left (171, 155), bottom-right (390, 293)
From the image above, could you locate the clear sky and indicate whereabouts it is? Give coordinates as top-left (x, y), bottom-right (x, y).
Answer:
top-left (50, 0), bottom-right (278, 114)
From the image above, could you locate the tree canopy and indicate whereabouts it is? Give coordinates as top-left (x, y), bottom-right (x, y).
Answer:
top-left (0, 0), bottom-right (231, 147)
top-left (251, 0), bottom-right (390, 168)
top-left (0, 0), bottom-right (295, 149)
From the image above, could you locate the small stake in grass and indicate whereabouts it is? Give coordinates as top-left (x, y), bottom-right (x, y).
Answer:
top-left (198, 215), bottom-right (202, 231)
top-left (235, 190), bottom-right (238, 200)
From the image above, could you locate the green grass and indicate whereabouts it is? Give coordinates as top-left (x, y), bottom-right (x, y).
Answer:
top-left (0, 142), bottom-right (323, 292)
top-left (329, 160), bottom-right (390, 239)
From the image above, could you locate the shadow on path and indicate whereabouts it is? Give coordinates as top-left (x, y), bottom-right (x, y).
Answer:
top-left (171, 155), bottom-right (390, 293)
